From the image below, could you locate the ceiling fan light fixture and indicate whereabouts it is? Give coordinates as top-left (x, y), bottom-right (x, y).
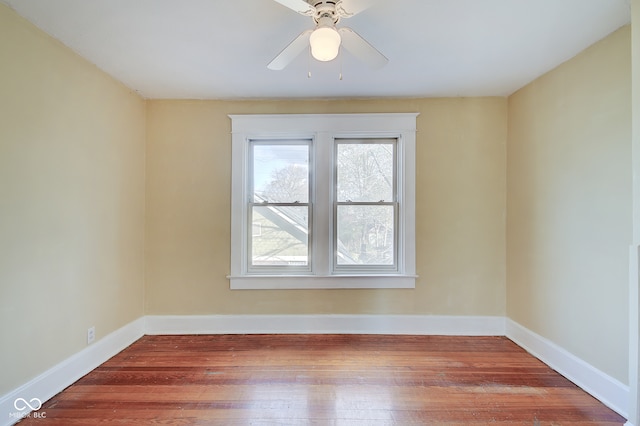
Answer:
top-left (267, 0), bottom-right (387, 71)
top-left (309, 24), bottom-right (341, 61)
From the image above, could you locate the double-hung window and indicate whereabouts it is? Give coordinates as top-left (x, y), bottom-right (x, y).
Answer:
top-left (229, 114), bottom-right (418, 289)
top-left (335, 138), bottom-right (398, 272)
top-left (248, 140), bottom-right (311, 273)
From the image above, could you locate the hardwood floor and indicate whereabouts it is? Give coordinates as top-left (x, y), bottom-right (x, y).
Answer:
top-left (20, 335), bottom-right (625, 425)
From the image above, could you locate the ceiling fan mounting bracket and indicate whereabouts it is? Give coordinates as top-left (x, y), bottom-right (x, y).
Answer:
top-left (310, 1), bottom-right (341, 25)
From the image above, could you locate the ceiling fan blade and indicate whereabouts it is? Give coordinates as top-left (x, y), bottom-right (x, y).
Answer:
top-left (337, 0), bottom-right (378, 17)
top-left (338, 27), bottom-right (388, 69)
top-left (271, 0), bottom-right (315, 15)
top-left (267, 30), bottom-right (313, 70)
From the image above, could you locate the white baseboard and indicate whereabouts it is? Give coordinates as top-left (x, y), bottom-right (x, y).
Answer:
top-left (0, 317), bottom-right (145, 426)
top-left (506, 318), bottom-right (629, 419)
top-left (144, 314), bottom-right (506, 336)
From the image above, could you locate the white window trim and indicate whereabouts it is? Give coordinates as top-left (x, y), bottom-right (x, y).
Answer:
top-left (228, 113), bottom-right (418, 290)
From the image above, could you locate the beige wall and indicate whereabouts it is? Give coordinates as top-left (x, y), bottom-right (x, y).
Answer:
top-left (0, 4), bottom-right (146, 395)
top-left (507, 26), bottom-right (631, 384)
top-left (635, 2), bottom-right (640, 245)
top-left (145, 98), bottom-right (507, 316)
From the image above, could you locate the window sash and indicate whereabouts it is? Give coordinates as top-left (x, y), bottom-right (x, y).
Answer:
top-left (335, 138), bottom-right (397, 203)
top-left (247, 139), bottom-right (312, 274)
top-left (334, 202), bottom-right (398, 272)
top-left (333, 138), bottom-right (399, 273)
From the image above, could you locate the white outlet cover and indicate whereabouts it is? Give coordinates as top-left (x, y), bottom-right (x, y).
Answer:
top-left (87, 326), bottom-right (95, 344)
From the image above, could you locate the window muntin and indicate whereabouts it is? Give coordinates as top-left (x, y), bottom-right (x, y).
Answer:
top-left (334, 139), bottom-right (398, 271)
top-left (248, 140), bottom-right (311, 272)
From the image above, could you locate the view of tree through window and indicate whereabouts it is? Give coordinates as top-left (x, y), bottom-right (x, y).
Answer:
top-left (336, 140), bottom-right (396, 267)
top-left (249, 142), bottom-right (310, 268)
top-left (248, 138), bottom-right (398, 270)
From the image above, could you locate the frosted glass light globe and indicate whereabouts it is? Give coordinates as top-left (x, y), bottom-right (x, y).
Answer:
top-left (310, 26), bottom-right (341, 62)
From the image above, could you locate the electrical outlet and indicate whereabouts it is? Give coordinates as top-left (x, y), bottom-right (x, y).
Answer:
top-left (87, 326), bottom-right (95, 345)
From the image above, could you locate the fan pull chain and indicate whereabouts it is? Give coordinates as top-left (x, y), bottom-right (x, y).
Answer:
top-left (339, 48), bottom-right (343, 80)
top-left (308, 47), bottom-right (312, 78)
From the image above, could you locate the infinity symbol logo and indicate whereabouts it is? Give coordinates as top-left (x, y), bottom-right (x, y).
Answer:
top-left (14, 397), bottom-right (42, 411)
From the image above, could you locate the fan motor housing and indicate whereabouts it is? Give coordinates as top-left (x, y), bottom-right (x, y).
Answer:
top-left (311, 1), bottom-right (340, 25)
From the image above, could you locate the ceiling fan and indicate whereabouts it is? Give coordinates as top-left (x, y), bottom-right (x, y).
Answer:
top-left (268, 0), bottom-right (388, 71)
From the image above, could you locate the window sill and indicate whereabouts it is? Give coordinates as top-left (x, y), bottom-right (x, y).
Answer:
top-left (227, 275), bottom-right (417, 290)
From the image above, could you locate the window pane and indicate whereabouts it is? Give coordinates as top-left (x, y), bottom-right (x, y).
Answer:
top-left (336, 205), bottom-right (394, 265)
top-left (337, 142), bottom-right (394, 202)
top-left (252, 143), bottom-right (309, 203)
top-left (251, 206), bottom-right (309, 267)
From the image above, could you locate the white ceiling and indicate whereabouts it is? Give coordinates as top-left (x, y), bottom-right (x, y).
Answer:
top-left (1, 0), bottom-right (631, 99)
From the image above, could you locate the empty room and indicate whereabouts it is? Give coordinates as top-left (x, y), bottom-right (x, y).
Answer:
top-left (1, 0), bottom-right (639, 424)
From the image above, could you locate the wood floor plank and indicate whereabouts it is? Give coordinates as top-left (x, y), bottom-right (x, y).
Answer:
top-left (18, 335), bottom-right (625, 425)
